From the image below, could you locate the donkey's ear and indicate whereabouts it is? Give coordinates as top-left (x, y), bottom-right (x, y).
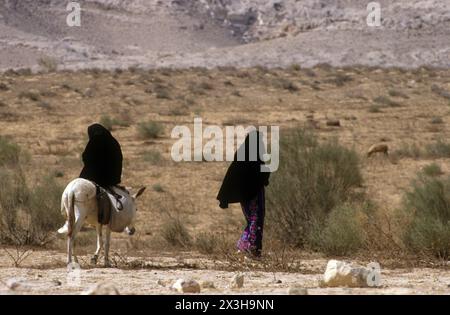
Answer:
top-left (133, 187), bottom-right (146, 199)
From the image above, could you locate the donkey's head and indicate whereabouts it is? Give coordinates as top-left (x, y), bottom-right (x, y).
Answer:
top-left (124, 186), bottom-right (146, 236)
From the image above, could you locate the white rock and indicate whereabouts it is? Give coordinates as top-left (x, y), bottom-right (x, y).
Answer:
top-left (322, 260), bottom-right (372, 288)
top-left (287, 286), bottom-right (308, 295)
top-left (172, 279), bottom-right (201, 294)
top-left (83, 283), bottom-right (120, 295)
top-left (5, 278), bottom-right (27, 291)
top-left (230, 274), bottom-right (244, 289)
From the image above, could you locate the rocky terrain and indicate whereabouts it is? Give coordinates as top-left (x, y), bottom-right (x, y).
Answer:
top-left (0, 0), bottom-right (449, 70)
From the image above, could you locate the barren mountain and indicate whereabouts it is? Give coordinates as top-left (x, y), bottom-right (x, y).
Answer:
top-left (0, 0), bottom-right (449, 69)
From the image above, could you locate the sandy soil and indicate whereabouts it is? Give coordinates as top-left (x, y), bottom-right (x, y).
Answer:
top-left (0, 251), bottom-right (448, 295)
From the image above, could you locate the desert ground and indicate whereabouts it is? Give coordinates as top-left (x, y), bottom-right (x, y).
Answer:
top-left (0, 0), bottom-right (449, 295)
top-left (0, 66), bottom-right (449, 294)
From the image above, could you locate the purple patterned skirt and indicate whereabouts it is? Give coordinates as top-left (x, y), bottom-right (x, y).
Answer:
top-left (237, 188), bottom-right (265, 257)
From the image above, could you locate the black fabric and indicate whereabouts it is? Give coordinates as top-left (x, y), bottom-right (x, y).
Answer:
top-left (96, 185), bottom-right (112, 225)
top-left (217, 130), bottom-right (270, 209)
top-left (79, 124), bottom-right (123, 187)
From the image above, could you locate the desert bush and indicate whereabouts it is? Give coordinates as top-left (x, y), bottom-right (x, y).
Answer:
top-left (309, 204), bottom-right (366, 256)
top-left (421, 163), bottom-right (443, 177)
top-left (393, 143), bottom-right (423, 159)
top-left (99, 115), bottom-right (130, 131)
top-left (368, 105), bottom-right (383, 113)
top-left (388, 89), bottom-right (409, 99)
top-left (431, 84), bottom-right (450, 100)
top-left (100, 115), bottom-right (115, 131)
top-left (373, 96), bottom-right (401, 107)
top-left (0, 82), bottom-right (9, 91)
top-left (425, 139), bottom-right (450, 158)
top-left (430, 117), bottom-right (444, 124)
top-left (273, 78), bottom-right (299, 92)
top-left (195, 232), bottom-right (219, 254)
top-left (137, 121), bottom-right (164, 139)
top-left (266, 128), bottom-right (363, 248)
top-left (0, 169), bottom-right (64, 246)
top-left (327, 73), bottom-right (353, 87)
top-left (0, 138), bottom-right (63, 246)
top-left (142, 150), bottom-right (162, 165)
top-left (161, 218), bottom-right (192, 248)
top-left (402, 175), bottom-right (450, 259)
top-left (152, 183), bottom-right (164, 193)
top-left (18, 91), bottom-right (41, 102)
top-left (0, 136), bottom-right (21, 166)
top-left (38, 57), bottom-right (58, 72)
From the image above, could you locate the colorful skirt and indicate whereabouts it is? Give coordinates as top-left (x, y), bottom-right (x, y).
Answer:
top-left (237, 188), bottom-right (265, 257)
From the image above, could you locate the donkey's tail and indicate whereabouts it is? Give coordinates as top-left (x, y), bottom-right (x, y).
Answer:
top-left (57, 191), bottom-right (75, 236)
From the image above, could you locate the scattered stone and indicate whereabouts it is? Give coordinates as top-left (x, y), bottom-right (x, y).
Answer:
top-left (156, 279), bottom-right (165, 287)
top-left (288, 286), bottom-right (308, 295)
top-left (83, 283), bottom-right (120, 295)
top-left (52, 279), bottom-right (62, 286)
top-left (172, 279), bottom-right (201, 294)
top-left (322, 260), bottom-right (374, 288)
top-left (326, 119), bottom-right (341, 127)
top-left (200, 280), bottom-right (215, 289)
top-left (6, 279), bottom-right (22, 290)
top-left (230, 274), bottom-right (244, 289)
top-left (275, 279), bottom-right (282, 284)
top-left (367, 143), bottom-right (389, 157)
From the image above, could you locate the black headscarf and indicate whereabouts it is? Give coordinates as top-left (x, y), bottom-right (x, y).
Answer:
top-left (79, 123), bottom-right (123, 187)
top-left (217, 130), bottom-right (270, 209)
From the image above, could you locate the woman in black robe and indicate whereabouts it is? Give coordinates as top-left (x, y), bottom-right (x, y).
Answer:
top-left (217, 130), bottom-right (270, 258)
top-left (79, 123), bottom-right (123, 188)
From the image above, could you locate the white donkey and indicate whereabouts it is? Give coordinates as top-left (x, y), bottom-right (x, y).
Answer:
top-left (58, 178), bottom-right (146, 266)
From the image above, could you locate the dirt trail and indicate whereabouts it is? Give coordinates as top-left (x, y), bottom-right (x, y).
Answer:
top-left (0, 252), bottom-right (449, 295)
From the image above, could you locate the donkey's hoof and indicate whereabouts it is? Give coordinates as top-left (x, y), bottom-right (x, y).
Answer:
top-left (90, 255), bottom-right (98, 265)
top-left (104, 261), bottom-right (111, 268)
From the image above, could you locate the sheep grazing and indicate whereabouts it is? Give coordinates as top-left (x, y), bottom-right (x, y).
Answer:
top-left (367, 144), bottom-right (389, 157)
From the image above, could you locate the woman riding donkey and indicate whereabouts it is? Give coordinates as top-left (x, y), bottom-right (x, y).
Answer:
top-left (80, 123), bottom-right (124, 222)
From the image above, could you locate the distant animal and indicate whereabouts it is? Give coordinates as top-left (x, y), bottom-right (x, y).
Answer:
top-left (367, 144), bottom-right (389, 157)
top-left (58, 178), bottom-right (146, 267)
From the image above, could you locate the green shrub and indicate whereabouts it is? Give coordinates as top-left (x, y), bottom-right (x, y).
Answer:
top-left (402, 176), bottom-right (450, 259)
top-left (0, 136), bottom-right (21, 167)
top-left (425, 139), bottom-right (450, 158)
top-left (38, 57), bottom-right (58, 72)
top-left (100, 115), bottom-right (114, 131)
top-left (266, 128), bottom-right (363, 247)
top-left (388, 89), bottom-right (409, 99)
top-left (161, 218), bottom-right (192, 248)
top-left (19, 91), bottom-right (41, 102)
top-left (430, 117), bottom-right (443, 124)
top-left (421, 163), bottom-right (443, 177)
top-left (393, 143), bottom-right (423, 159)
top-left (373, 96), bottom-right (400, 107)
top-left (137, 121), bottom-right (164, 139)
top-left (152, 183), bottom-right (164, 193)
top-left (368, 105), bottom-right (382, 113)
top-left (310, 204), bottom-right (366, 256)
top-left (195, 232), bottom-right (219, 254)
top-left (0, 170), bottom-right (64, 246)
top-left (142, 150), bottom-right (162, 165)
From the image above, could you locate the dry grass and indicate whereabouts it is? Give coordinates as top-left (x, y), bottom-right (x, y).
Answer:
top-left (0, 66), bottom-right (449, 263)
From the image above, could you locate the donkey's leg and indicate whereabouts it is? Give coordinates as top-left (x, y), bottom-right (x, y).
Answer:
top-left (91, 224), bottom-right (103, 265)
top-left (67, 236), bottom-right (73, 265)
top-left (104, 226), bottom-right (111, 267)
top-left (70, 215), bottom-right (84, 265)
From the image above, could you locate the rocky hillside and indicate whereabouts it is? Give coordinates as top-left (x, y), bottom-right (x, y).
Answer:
top-left (0, 0), bottom-right (448, 70)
